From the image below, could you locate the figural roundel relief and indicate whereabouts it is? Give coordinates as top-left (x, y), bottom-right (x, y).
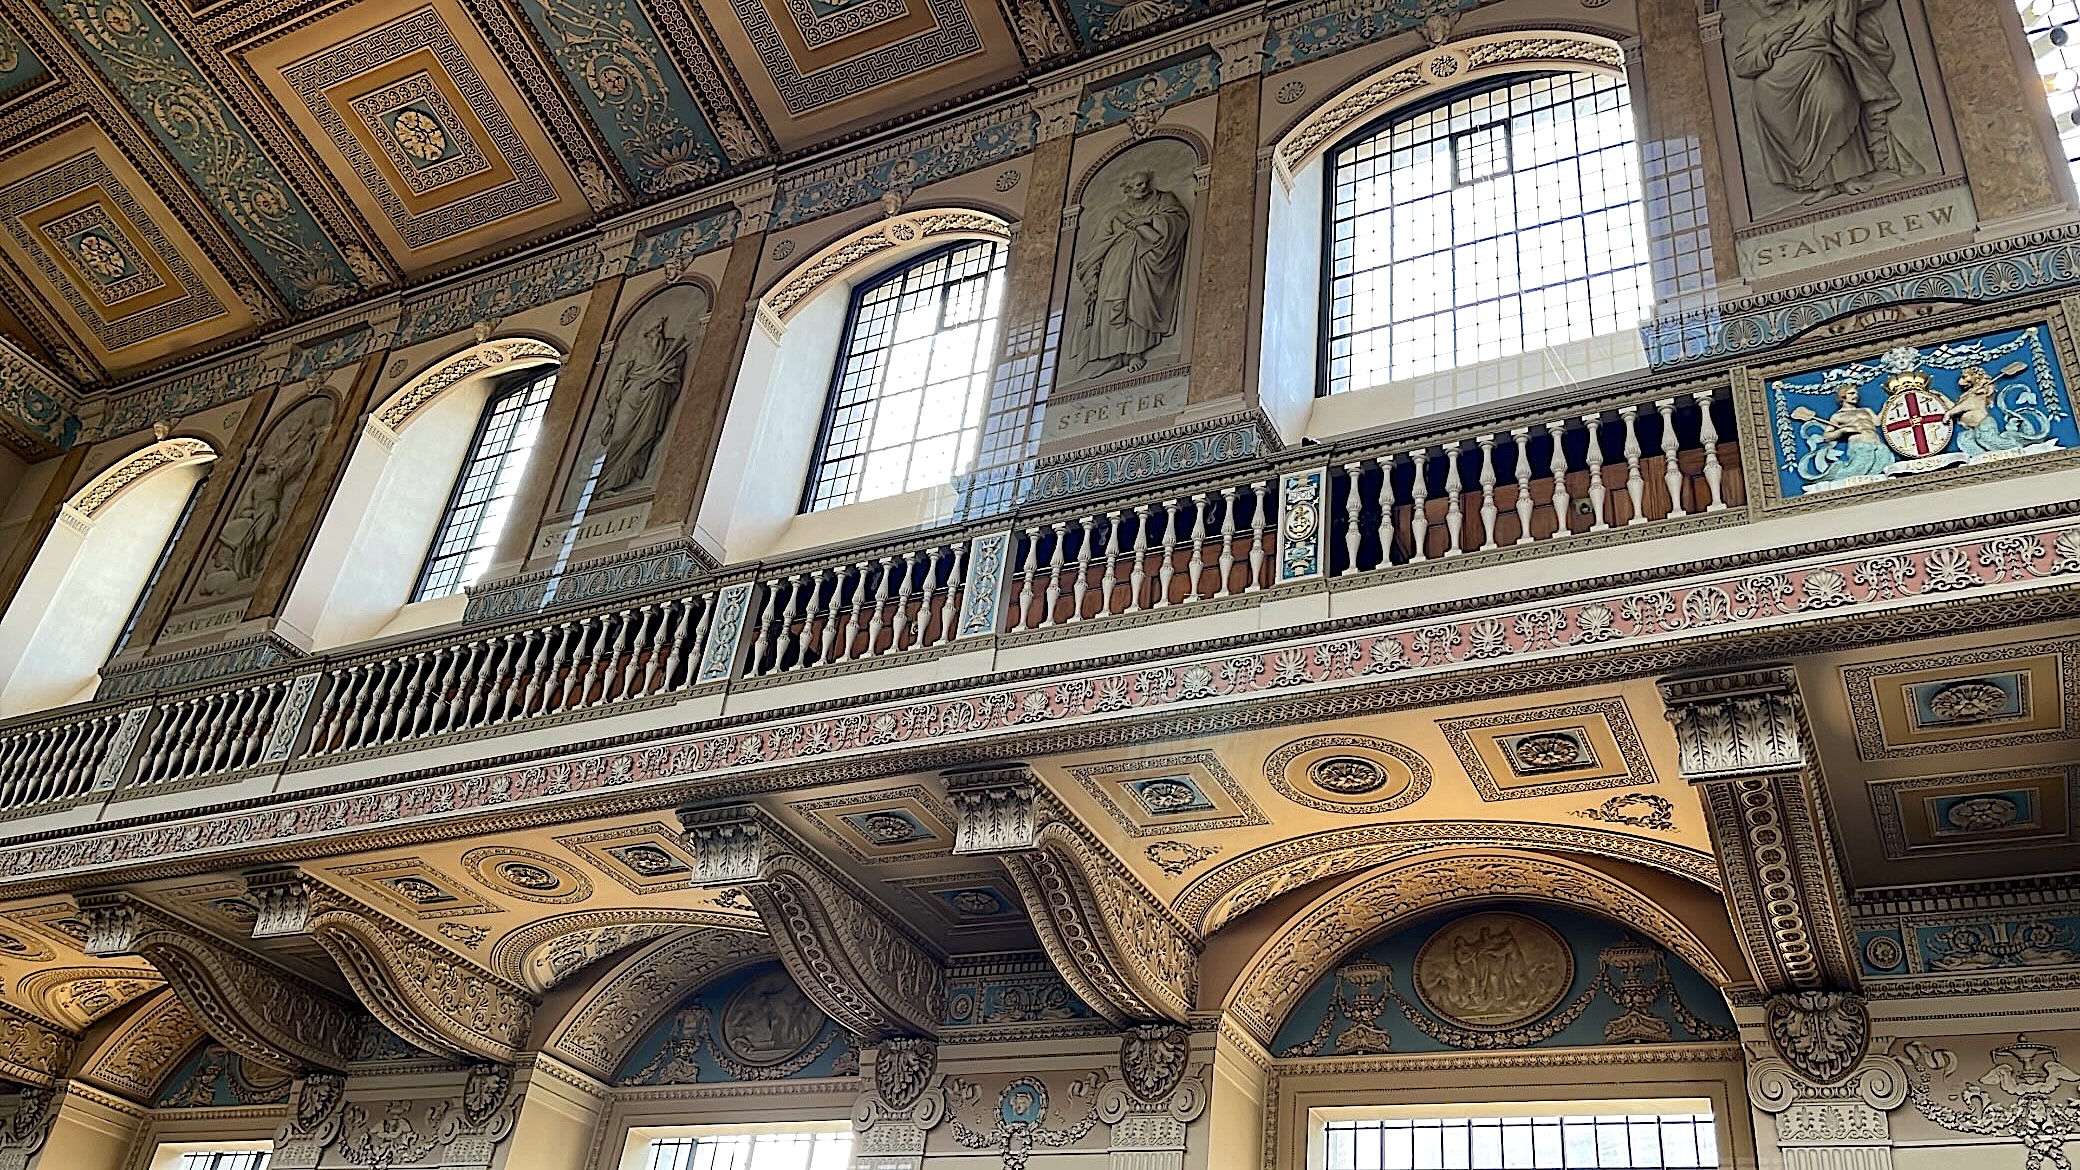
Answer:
top-left (1413, 911), bottom-right (1574, 1031)
top-left (719, 967), bottom-right (823, 1066)
top-left (462, 846), bottom-right (593, 903)
top-left (1265, 734), bottom-right (1431, 813)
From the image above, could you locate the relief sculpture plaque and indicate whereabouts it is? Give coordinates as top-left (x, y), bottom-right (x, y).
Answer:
top-left (1412, 911), bottom-right (1574, 1030)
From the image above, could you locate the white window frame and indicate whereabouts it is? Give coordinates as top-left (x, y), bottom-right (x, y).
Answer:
top-left (618, 1120), bottom-right (853, 1170)
top-left (1309, 1099), bottom-right (1720, 1170)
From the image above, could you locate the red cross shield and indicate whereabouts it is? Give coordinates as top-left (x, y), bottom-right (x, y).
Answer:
top-left (1880, 388), bottom-right (1955, 458)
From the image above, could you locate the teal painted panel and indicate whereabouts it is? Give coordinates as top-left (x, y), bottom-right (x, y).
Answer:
top-left (48, 0), bottom-right (358, 309)
top-left (0, 19), bottom-right (49, 100)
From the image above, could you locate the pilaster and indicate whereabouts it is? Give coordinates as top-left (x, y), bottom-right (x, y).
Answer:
top-left (0, 445), bottom-right (87, 625)
top-left (242, 349), bottom-right (386, 624)
top-left (15, 1081), bottom-right (145, 1170)
top-left (1188, 31), bottom-right (1265, 407)
top-left (1748, 1050), bottom-right (1907, 1170)
top-left (1920, 0), bottom-right (2068, 222)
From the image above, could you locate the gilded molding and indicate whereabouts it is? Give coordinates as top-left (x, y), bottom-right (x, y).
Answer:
top-left (947, 770), bottom-right (1198, 1024)
top-left (74, 892), bottom-right (358, 1072)
top-left (0, 1003), bottom-right (75, 1090)
top-left (1224, 849), bottom-right (1731, 1043)
top-left (65, 437), bottom-right (215, 520)
top-left (678, 803), bottom-right (944, 1040)
top-left (372, 337), bottom-right (562, 433)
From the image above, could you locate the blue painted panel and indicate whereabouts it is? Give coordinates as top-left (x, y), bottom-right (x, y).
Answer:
top-left (771, 108), bottom-right (1032, 227)
top-left (0, 21), bottom-right (48, 101)
top-left (1271, 903), bottom-right (1733, 1057)
top-left (46, 0), bottom-right (357, 309)
top-left (1264, 0), bottom-right (1485, 71)
top-left (510, 0), bottom-right (727, 193)
top-left (1761, 323), bottom-right (2079, 500)
top-left (615, 961), bottom-right (858, 1085)
top-left (156, 1042), bottom-right (293, 1107)
top-left (628, 206), bottom-right (739, 274)
top-left (1077, 55), bottom-right (1216, 131)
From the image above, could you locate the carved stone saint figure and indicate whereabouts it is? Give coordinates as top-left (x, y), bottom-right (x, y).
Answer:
top-left (1730, 0), bottom-right (1924, 206)
top-left (594, 315), bottom-right (688, 495)
top-left (195, 397), bottom-right (334, 600)
top-left (1072, 169), bottom-right (1191, 379)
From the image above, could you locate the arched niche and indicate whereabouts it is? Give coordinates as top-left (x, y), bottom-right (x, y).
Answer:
top-left (610, 960), bottom-right (856, 1087)
top-left (278, 336), bottom-right (562, 651)
top-left (698, 207), bottom-right (1015, 563)
top-left (1218, 847), bottom-right (1739, 1046)
top-left (0, 436), bottom-right (215, 715)
top-left (1256, 30), bottom-right (1645, 445)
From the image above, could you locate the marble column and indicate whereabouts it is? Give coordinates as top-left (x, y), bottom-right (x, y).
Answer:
top-left (1639, 0), bottom-right (1738, 289)
top-left (646, 219), bottom-right (767, 540)
top-left (1922, 0), bottom-right (2069, 222)
top-left (0, 445), bottom-right (87, 623)
top-left (122, 387), bottom-right (277, 656)
top-left (1191, 34), bottom-right (1267, 407)
top-left (489, 273), bottom-right (625, 574)
top-left (243, 351), bottom-right (387, 622)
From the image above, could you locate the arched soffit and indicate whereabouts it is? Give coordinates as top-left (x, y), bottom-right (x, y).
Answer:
top-left (1177, 821), bottom-right (1721, 936)
top-left (1221, 848), bottom-right (1731, 1044)
top-left (71, 987), bottom-right (206, 1100)
top-left (14, 966), bottom-right (163, 1032)
top-left (1274, 30), bottom-right (1628, 184)
top-left (759, 207), bottom-right (1015, 328)
top-left (373, 336), bottom-right (564, 434)
top-left (541, 926), bottom-right (775, 1082)
top-left (64, 437), bottom-right (216, 523)
top-left (487, 908), bottom-right (761, 994)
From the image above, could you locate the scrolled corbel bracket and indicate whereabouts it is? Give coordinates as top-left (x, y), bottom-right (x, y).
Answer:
top-left (73, 891), bottom-right (359, 1072)
top-left (1656, 667), bottom-right (1858, 995)
top-left (944, 767), bottom-right (1200, 1026)
top-left (677, 803), bottom-right (944, 1042)
top-left (241, 868), bottom-right (536, 1064)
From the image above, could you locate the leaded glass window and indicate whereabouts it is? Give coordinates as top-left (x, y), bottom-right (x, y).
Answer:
top-left (1323, 71), bottom-right (1653, 396)
top-left (412, 367), bottom-right (557, 602)
top-left (803, 240), bottom-right (1007, 513)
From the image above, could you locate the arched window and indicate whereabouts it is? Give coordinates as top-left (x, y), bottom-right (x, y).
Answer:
top-left (803, 239), bottom-right (1007, 512)
top-left (2020, 0), bottom-right (2080, 182)
top-left (1322, 71), bottom-right (1652, 396)
top-left (412, 367), bottom-right (557, 601)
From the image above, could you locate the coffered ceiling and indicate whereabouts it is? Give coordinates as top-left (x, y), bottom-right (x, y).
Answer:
top-left (0, 0), bottom-right (1105, 381)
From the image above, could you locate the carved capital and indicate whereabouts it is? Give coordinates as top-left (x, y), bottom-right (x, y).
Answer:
top-left (1120, 1023), bottom-right (1189, 1103)
top-left (945, 770), bottom-right (1199, 1025)
top-left (1765, 990), bottom-right (1872, 1086)
top-left (1748, 1045), bottom-right (1906, 1158)
top-left (0, 1005), bottom-right (76, 1089)
top-left (272, 1074), bottom-right (348, 1170)
top-left (245, 870), bottom-right (537, 1064)
top-left (1658, 669), bottom-right (1855, 994)
top-left (74, 892), bottom-right (359, 1072)
top-left (0, 1084), bottom-right (59, 1169)
top-left (679, 804), bottom-right (944, 1041)
top-left (1659, 666), bottom-right (1806, 782)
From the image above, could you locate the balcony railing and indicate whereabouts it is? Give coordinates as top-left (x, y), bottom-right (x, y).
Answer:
top-left (0, 375), bottom-right (1753, 818)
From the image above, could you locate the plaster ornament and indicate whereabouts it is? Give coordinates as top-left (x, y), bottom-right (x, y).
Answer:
top-left (1120, 1023), bottom-right (1189, 1102)
top-left (875, 1036), bottom-right (938, 1110)
top-left (1766, 990), bottom-right (1871, 1086)
top-left (721, 968), bottom-right (823, 1065)
top-left (1412, 912), bottom-right (1573, 1030)
top-left (1899, 1035), bottom-right (2080, 1169)
top-left (1069, 153), bottom-right (1191, 381)
top-left (194, 396), bottom-right (335, 601)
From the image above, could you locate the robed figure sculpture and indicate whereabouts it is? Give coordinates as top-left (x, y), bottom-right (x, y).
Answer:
top-left (1072, 170), bottom-right (1191, 379)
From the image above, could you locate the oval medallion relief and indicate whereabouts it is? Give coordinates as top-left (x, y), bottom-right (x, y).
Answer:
top-left (1413, 911), bottom-right (1574, 1031)
top-left (462, 846), bottom-right (593, 904)
top-left (1264, 734), bottom-right (1431, 813)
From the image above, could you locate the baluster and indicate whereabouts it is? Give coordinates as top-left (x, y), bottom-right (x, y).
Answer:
top-left (517, 629), bottom-right (553, 717)
top-left (1476, 434), bottom-right (1499, 552)
top-left (37, 723), bottom-right (79, 804)
top-left (575, 617), bottom-right (610, 705)
top-left (1511, 427), bottom-right (1535, 545)
top-left (389, 655), bottom-right (430, 743)
top-left (1040, 522), bottom-right (1068, 628)
top-left (865, 559), bottom-right (894, 657)
top-left (484, 636), bottom-right (521, 726)
top-left (832, 564), bottom-right (863, 663)
top-left (310, 668), bottom-right (348, 754)
top-left (1620, 404), bottom-right (1645, 526)
top-left (1547, 420), bottom-right (1572, 540)
top-left (749, 577), bottom-right (783, 677)
top-left (25, 725), bottom-right (62, 798)
top-left (1442, 443), bottom-right (1465, 556)
top-left (613, 609), bottom-right (646, 701)
top-left (773, 576), bottom-right (807, 675)
top-left (1215, 487), bottom-right (1239, 597)
top-left (0, 728), bottom-right (33, 800)
top-left (539, 622), bottom-right (575, 714)
top-left (674, 594), bottom-right (713, 690)
top-left (350, 663), bottom-right (387, 750)
top-left (1069, 517), bottom-right (1096, 621)
top-left (425, 645), bottom-right (461, 733)
top-left (366, 659), bottom-right (405, 745)
top-left (909, 552), bottom-right (938, 648)
top-left (934, 541), bottom-right (965, 645)
top-left (1097, 512), bottom-right (1122, 617)
top-left (1408, 448), bottom-right (1431, 563)
top-left (805, 570), bottom-right (835, 667)
top-left (1339, 465), bottom-right (1363, 575)
top-left (1583, 412), bottom-right (1610, 532)
top-left (1246, 481), bottom-right (1269, 591)
top-left (1185, 494), bottom-right (1210, 601)
top-left (1125, 505), bottom-right (1152, 612)
top-left (1154, 499), bottom-right (1182, 607)
top-left (890, 552), bottom-right (919, 652)
top-left (236, 689), bottom-right (272, 769)
top-left (167, 701), bottom-right (202, 781)
top-left (1012, 529), bottom-right (1043, 632)
top-left (199, 691), bottom-right (239, 773)
top-left (462, 641), bottom-right (500, 729)
top-left (550, 620), bottom-right (586, 711)
top-left (1655, 397), bottom-right (1687, 520)
top-left (1694, 388), bottom-right (1726, 511)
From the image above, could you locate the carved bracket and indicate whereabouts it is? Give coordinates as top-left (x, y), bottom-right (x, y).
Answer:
top-left (1748, 1045), bottom-right (1906, 1161)
top-left (678, 804), bottom-right (944, 1041)
top-left (1658, 668), bottom-right (1858, 994)
top-left (244, 868), bottom-right (536, 1064)
top-left (0, 1004), bottom-right (75, 1089)
top-left (946, 769), bottom-right (1199, 1025)
top-left (75, 892), bottom-right (360, 1072)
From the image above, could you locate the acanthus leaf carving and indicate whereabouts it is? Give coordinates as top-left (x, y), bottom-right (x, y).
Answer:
top-left (74, 892), bottom-right (358, 1072)
top-left (679, 804), bottom-right (944, 1042)
top-left (948, 772), bottom-right (1198, 1025)
top-left (874, 1036), bottom-right (938, 1111)
top-left (0, 1004), bottom-right (75, 1089)
top-left (273, 1073), bottom-right (349, 1170)
top-left (1120, 1023), bottom-right (1189, 1103)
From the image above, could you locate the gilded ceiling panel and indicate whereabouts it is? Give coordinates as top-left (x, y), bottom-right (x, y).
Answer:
top-left (246, 0), bottom-right (590, 272)
top-left (0, 17), bottom-right (50, 102)
top-left (43, 0), bottom-right (363, 310)
top-left (0, 126), bottom-right (255, 373)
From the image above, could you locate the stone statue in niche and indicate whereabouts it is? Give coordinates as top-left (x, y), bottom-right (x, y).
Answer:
top-left (193, 396), bottom-right (335, 601)
top-left (1723, 0), bottom-right (1935, 220)
top-left (560, 283), bottom-right (707, 510)
top-left (1066, 139), bottom-right (1195, 386)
